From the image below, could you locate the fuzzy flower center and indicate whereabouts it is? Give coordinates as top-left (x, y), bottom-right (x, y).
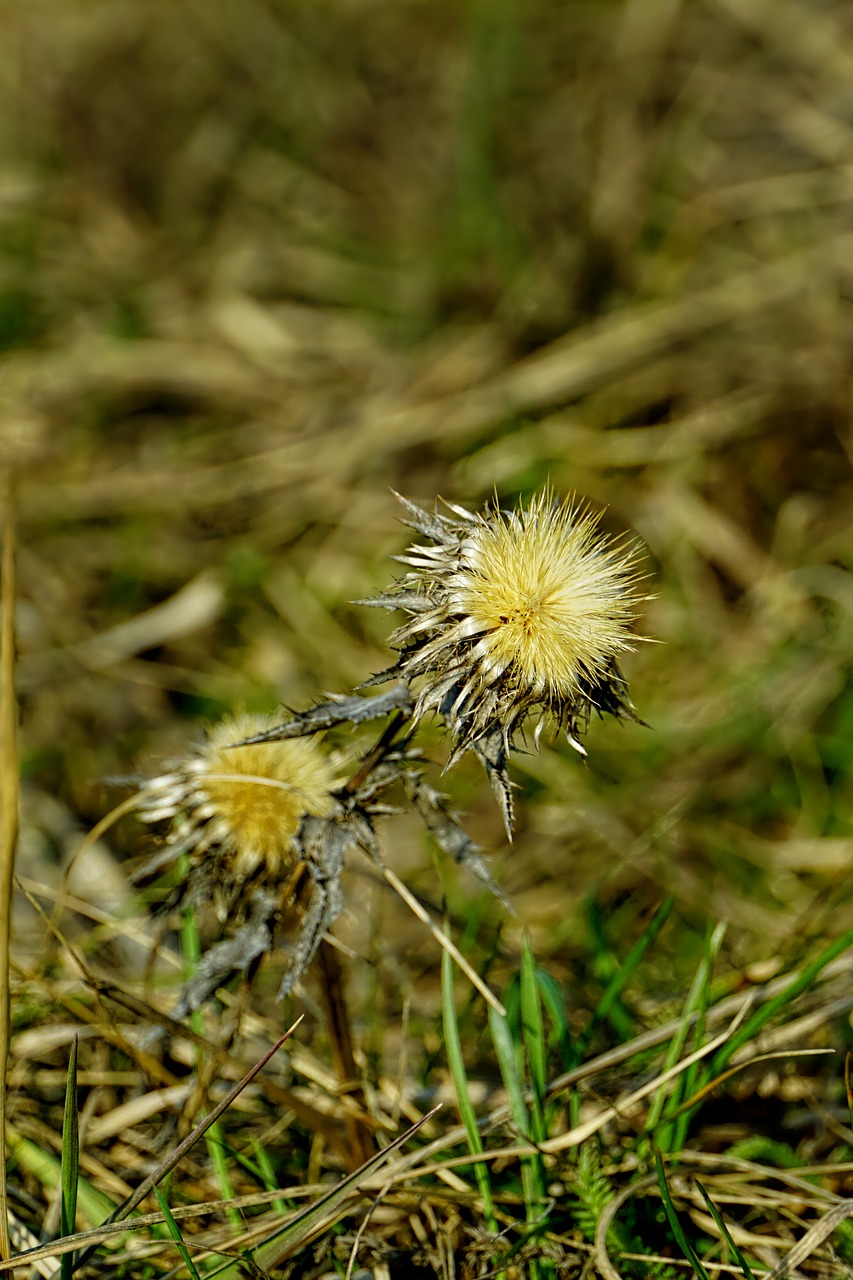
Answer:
top-left (198, 715), bottom-right (337, 877)
top-left (455, 500), bottom-right (638, 696)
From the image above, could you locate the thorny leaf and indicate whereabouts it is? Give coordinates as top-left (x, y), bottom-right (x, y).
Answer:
top-left (232, 685), bottom-right (414, 745)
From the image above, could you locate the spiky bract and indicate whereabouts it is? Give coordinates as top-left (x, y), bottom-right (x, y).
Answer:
top-left (137, 713), bottom-right (337, 881)
top-left (364, 492), bottom-right (644, 830)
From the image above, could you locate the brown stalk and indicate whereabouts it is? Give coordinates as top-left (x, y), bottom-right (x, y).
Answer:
top-left (0, 476), bottom-right (17, 1260)
top-left (316, 939), bottom-right (375, 1172)
top-left (306, 709), bottom-right (404, 1171)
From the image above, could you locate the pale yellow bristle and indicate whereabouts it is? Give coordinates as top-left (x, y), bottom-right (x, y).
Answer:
top-left (191, 714), bottom-right (336, 878)
top-left (454, 493), bottom-right (640, 700)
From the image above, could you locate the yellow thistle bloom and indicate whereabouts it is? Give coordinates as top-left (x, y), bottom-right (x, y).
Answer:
top-left (137, 713), bottom-right (337, 882)
top-left (365, 490), bottom-right (647, 833)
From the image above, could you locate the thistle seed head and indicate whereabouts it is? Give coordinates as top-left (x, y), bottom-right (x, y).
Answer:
top-left (137, 713), bottom-right (338, 881)
top-left (366, 491), bottom-right (646, 830)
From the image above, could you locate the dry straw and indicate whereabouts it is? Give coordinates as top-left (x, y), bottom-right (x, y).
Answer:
top-left (0, 478), bottom-right (17, 1260)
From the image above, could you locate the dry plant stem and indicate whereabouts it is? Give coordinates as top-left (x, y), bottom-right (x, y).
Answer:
top-left (316, 939), bottom-right (375, 1172)
top-left (378, 863), bottom-right (506, 1017)
top-left (70, 1021), bottom-right (303, 1274)
top-left (763, 1199), bottom-right (853, 1280)
top-left (594, 1173), bottom-right (853, 1280)
top-left (14, 878), bottom-right (213, 1081)
top-left (345, 709), bottom-right (407, 792)
top-left (0, 477), bottom-right (17, 1261)
top-left (593, 1174), bottom-right (658, 1280)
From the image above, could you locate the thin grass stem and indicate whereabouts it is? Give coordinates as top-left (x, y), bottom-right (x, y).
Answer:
top-left (440, 944), bottom-right (499, 1232)
top-left (0, 477), bottom-right (17, 1260)
top-left (380, 863), bottom-right (505, 1016)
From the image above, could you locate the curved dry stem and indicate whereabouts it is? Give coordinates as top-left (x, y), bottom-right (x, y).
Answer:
top-left (593, 1173), bottom-right (658, 1280)
top-left (61, 791), bottom-right (144, 885)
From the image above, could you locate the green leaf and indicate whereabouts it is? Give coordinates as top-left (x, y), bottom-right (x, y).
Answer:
top-left (60, 1035), bottom-right (80, 1280)
top-left (655, 1151), bottom-right (711, 1280)
top-left (153, 1186), bottom-right (204, 1280)
top-left (519, 934), bottom-right (547, 1144)
top-left (441, 942), bottom-right (498, 1231)
top-left (695, 1180), bottom-right (756, 1280)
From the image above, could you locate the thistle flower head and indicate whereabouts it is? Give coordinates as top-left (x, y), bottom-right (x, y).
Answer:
top-left (364, 490), bottom-right (647, 833)
top-left (136, 713), bottom-right (338, 883)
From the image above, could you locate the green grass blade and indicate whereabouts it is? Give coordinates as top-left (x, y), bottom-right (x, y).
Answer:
top-left (153, 1186), bottom-right (204, 1280)
top-left (441, 944), bottom-right (498, 1233)
top-left (519, 933), bottom-right (547, 1143)
top-left (206, 1106), bottom-right (439, 1278)
top-left (670, 922), bottom-right (727, 1151)
top-left (7, 1128), bottom-right (114, 1225)
top-left (60, 1034), bottom-right (79, 1280)
top-left (181, 897), bottom-right (240, 1227)
top-left (576, 896), bottom-right (674, 1061)
top-left (204, 1120), bottom-right (239, 1228)
top-left (534, 968), bottom-right (573, 1072)
top-left (646, 921), bottom-right (726, 1152)
top-left (695, 1180), bottom-right (756, 1280)
top-left (655, 1150), bottom-right (711, 1280)
top-left (489, 1007), bottom-right (552, 1280)
top-left (250, 1141), bottom-right (288, 1216)
top-left (711, 925), bottom-right (853, 1075)
top-left (181, 895), bottom-right (202, 975)
top-left (489, 1006), bottom-right (529, 1137)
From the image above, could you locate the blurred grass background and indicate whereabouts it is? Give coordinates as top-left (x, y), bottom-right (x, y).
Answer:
top-left (5, 0), bottom-right (853, 1269)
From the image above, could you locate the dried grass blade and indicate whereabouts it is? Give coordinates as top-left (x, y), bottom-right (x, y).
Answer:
top-left (205, 1105), bottom-right (441, 1278)
top-left (541, 1004), bottom-right (748, 1156)
top-left (763, 1199), bottom-right (853, 1280)
top-left (70, 1021), bottom-right (302, 1272)
top-left (711, 924), bottom-right (853, 1074)
top-left (380, 863), bottom-right (505, 1016)
top-left (0, 476), bottom-right (17, 1260)
top-left (592, 1173), bottom-right (658, 1280)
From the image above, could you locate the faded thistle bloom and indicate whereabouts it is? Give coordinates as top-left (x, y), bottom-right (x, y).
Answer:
top-left (363, 490), bottom-right (646, 834)
top-left (133, 707), bottom-right (496, 1014)
top-left (136, 713), bottom-right (338, 887)
top-left (134, 713), bottom-right (347, 1012)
